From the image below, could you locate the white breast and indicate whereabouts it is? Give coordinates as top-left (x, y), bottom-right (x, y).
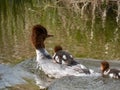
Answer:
top-left (36, 49), bottom-right (97, 78)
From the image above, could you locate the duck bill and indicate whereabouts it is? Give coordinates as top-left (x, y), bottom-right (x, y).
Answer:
top-left (47, 34), bottom-right (54, 38)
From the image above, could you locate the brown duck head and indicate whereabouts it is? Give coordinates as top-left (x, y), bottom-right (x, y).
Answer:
top-left (31, 24), bottom-right (53, 49)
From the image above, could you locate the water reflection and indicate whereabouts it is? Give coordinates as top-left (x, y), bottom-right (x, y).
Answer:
top-left (0, 0), bottom-right (120, 63)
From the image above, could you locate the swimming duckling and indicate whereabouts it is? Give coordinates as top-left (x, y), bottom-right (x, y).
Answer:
top-left (101, 61), bottom-right (120, 79)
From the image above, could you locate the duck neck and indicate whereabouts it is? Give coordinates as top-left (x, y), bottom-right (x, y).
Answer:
top-left (36, 48), bottom-right (52, 61)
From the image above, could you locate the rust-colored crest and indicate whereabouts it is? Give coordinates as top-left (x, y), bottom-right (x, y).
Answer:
top-left (101, 61), bottom-right (109, 72)
top-left (54, 45), bottom-right (63, 52)
top-left (31, 24), bottom-right (48, 49)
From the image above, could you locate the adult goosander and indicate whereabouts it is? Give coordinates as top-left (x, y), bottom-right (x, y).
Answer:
top-left (31, 24), bottom-right (93, 78)
top-left (101, 61), bottom-right (120, 79)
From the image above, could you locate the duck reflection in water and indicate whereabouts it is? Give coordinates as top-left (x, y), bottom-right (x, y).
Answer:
top-left (101, 61), bottom-right (120, 79)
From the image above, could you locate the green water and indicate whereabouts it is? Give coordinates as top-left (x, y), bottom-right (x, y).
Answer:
top-left (0, 0), bottom-right (120, 63)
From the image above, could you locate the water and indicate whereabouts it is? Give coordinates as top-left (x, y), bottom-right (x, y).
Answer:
top-left (48, 59), bottom-right (120, 90)
top-left (0, 58), bottom-right (120, 89)
top-left (49, 76), bottom-right (120, 90)
top-left (25, 58), bottom-right (119, 90)
top-left (33, 59), bottom-right (120, 90)
top-left (0, 0), bottom-right (120, 90)
top-left (0, 0), bottom-right (120, 64)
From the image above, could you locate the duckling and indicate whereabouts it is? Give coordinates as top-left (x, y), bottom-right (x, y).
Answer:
top-left (53, 45), bottom-right (78, 66)
top-left (101, 61), bottom-right (120, 79)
